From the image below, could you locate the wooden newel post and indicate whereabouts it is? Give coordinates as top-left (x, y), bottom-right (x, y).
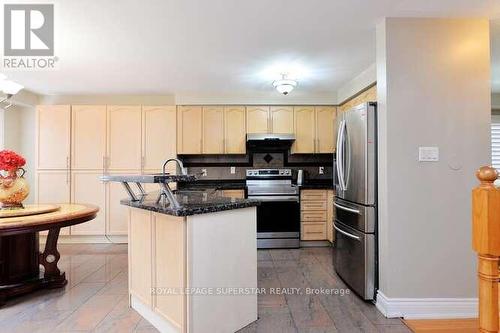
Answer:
top-left (473, 166), bottom-right (500, 333)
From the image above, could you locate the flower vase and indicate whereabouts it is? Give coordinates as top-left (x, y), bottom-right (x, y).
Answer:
top-left (0, 168), bottom-right (30, 209)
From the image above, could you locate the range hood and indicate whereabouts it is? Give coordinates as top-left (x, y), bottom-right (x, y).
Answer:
top-left (246, 133), bottom-right (295, 150)
top-left (246, 133), bottom-right (295, 142)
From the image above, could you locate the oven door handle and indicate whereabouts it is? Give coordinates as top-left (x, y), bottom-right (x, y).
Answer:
top-left (333, 222), bottom-right (361, 241)
top-left (248, 195), bottom-right (299, 202)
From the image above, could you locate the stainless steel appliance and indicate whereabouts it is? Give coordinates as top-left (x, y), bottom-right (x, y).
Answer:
top-left (297, 169), bottom-right (304, 186)
top-left (333, 102), bottom-right (377, 300)
top-left (246, 169), bottom-right (300, 249)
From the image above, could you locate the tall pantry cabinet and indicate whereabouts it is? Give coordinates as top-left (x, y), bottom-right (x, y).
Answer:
top-left (36, 105), bottom-right (177, 241)
top-left (36, 105), bottom-right (72, 235)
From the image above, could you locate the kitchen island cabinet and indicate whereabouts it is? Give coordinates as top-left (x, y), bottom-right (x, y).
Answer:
top-left (123, 191), bottom-right (258, 333)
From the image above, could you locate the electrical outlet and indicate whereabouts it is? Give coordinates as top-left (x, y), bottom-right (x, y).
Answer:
top-left (418, 147), bottom-right (439, 162)
top-left (201, 169), bottom-right (207, 177)
top-left (230, 166), bottom-right (236, 174)
top-left (319, 166), bottom-right (324, 175)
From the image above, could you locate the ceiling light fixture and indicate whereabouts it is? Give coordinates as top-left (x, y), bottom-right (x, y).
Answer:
top-left (0, 74), bottom-right (24, 109)
top-left (272, 73), bottom-right (297, 95)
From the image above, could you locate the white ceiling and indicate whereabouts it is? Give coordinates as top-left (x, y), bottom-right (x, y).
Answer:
top-left (3, 0), bottom-right (500, 98)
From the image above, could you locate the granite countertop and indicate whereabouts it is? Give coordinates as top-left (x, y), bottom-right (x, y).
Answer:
top-left (177, 180), bottom-right (246, 191)
top-left (178, 179), bottom-right (333, 190)
top-left (101, 173), bottom-right (197, 184)
top-left (121, 191), bottom-right (259, 217)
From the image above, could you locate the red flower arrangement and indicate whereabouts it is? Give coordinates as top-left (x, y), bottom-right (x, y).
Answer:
top-left (0, 150), bottom-right (26, 171)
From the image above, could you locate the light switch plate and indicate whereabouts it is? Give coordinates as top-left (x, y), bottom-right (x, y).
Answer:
top-left (201, 169), bottom-right (207, 176)
top-left (319, 166), bottom-right (324, 174)
top-left (230, 166), bottom-right (236, 174)
top-left (418, 147), bottom-right (439, 162)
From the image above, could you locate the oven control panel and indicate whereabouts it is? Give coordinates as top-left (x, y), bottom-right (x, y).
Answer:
top-left (246, 169), bottom-right (292, 177)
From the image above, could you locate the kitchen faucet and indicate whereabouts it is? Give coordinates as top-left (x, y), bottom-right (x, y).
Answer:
top-left (162, 158), bottom-right (187, 175)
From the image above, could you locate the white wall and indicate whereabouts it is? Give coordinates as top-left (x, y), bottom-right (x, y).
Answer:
top-left (39, 94), bottom-right (176, 105)
top-left (2, 105), bottom-right (36, 204)
top-left (336, 63), bottom-right (376, 103)
top-left (376, 17), bottom-right (491, 315)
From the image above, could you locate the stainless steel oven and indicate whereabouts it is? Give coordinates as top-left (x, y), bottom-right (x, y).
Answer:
top-left (246, 169), bottom-right (300, 249)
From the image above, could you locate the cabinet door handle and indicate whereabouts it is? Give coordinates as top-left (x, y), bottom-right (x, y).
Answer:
top-left (66, 156), bottom-right (70, 169)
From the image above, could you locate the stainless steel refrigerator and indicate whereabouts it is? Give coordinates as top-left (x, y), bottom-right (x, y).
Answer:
top-left (333, 102), bottom-right (377, 300)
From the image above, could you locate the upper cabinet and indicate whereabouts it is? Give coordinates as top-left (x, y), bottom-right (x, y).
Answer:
top-left (293, 106), bottom-right (315, 154)
top-left (177, 106), bottom-right (202, 154)
top-left (338, 85), bottom-right (377, 113)
top-left (292, 106), bottom-right (337, 154)
top-left (315, 106), bottom-right (336, 153)
top-left (142, 106), bottom-right (177, 171)
top-left (224, 106), bottom-right (246, 154)
top-left (107, 105), bottom-right (142, 170)
top-left (270, 106), bottom-right (294, 134)
top-left (246, 106), bottom-right (269, 133)
top-left (202, 106), bottom-right (224, 154)
top-left (36, 105), bottom-right (71, 170)
top-left (71, 105), bottom-right (107, 170)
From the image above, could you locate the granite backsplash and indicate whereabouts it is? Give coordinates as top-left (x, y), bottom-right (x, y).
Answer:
top-left (179, 150), bottom-right (334, 182)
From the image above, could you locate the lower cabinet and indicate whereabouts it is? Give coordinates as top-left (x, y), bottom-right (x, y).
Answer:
top-left (36, 169), bottom-right (141, 239)
top-left (70, 171), bottom-right (106, 235)
top-left (221, 189), bottom-right (245, 199)
top-left (36, 170), bottom-right (71, 235)
top-left (300, 189), bottom-right (334, 241)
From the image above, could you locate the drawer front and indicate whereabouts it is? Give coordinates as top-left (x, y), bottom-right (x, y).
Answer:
top-left (302, 223), bottom-right (326, 240)
top-left (301, 190), bottom-right (327, 201)
top-left (301, 211), bottom-right (327, 222)
top-left (301, 200), bottom-right (327, 211)
top-left (222, 189), bottom-right (245, 199)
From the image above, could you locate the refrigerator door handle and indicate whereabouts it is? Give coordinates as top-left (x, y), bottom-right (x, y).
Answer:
top-left (334, 222), bottom-right (361, 241)
top-left (344, 120), bottom-right (350, 190)
top-left (336, 120), bottom-right (344, 190)
top-left (337, 120), bottom-right (347, 191)
top-left (334, 202), bottom-right (361, 215)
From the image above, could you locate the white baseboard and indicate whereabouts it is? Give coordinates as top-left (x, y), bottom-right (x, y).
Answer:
top-left (375, 291), bottom-right (478, 319)
top-left (40, 235), bottom-right (128, 244)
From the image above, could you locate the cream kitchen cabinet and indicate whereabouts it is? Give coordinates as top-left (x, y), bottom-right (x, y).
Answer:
top-left (71, 105), bottom-right (107, 170)
top-left (142, 105), bottom-right (177, 171)
top-left (300, 189), bottom-right (328, 241)
top-left (106, 171), bottom-right (139, 236)
top-left (292, 106), bottom-right (337, 154)
top-left (246, 106), bottom-right (269, 133)
top-left (177, 106), bottom-right (203, 154)
top-left (270, 106), bottom-right (294, 134)
top-left (36, 105), bottom-right (71, 170)
top-left (107, 105), bottom-right (142, 170)
top-left (327, 190), bottom-right (335, 243)
top-left (70, 171), bottom-right (106, 235)
top-left (202, 106), bottom-right (224, 154)
top-left (224, 106), bottom-right (246, 154)
top-left (315, 106), bottom-right (337, 153)
top-left (36, 170), bottom-right (71, 235)
top-left (293, 106), bottom-right (315, 153)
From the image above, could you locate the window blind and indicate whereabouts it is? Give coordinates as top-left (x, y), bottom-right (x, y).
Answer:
top-left (492, 115), bottom-right (500, 170)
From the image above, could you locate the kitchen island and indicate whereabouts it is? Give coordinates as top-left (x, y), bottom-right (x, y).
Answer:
top-left (121, 190), bottom-right (259, 333)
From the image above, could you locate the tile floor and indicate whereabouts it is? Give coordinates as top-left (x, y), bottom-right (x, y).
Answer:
top-left (0, 244), bottom-right (410, 333)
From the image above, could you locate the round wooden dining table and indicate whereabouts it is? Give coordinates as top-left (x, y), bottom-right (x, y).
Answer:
top-left (0, 203), bottom-right (98, 305)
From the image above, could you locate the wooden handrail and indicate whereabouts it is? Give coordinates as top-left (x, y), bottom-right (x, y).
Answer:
top-left (472, 166), bottom-right (500, 333)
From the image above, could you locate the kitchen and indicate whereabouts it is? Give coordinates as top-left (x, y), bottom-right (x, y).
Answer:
top-left (0, 1), bottom-right (496, 332)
